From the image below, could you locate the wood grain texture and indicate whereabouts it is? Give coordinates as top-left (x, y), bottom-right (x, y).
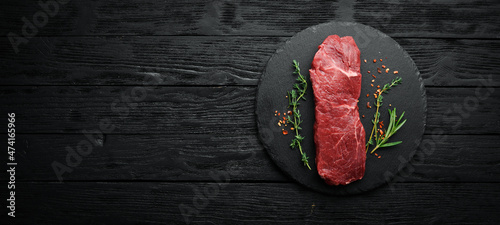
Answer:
top-left (1, 0), bottom-right (498, 38)
top-left (5, 134), bottom-right (499, 183)
top-left (1, 0), bottom-right (499, 224)
top-left (0, 86), bottom-right (498, 134)
top-left (12, 182), bottom-right (500, 224)
top-left (2, 37), bottom-right (500, 87)
top-left (0, 36), bottom-right (279, 86)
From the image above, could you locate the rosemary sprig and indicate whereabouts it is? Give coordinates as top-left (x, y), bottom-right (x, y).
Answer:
top-left (366, 77), bottom-right (403, 153)
top-left (287, 60), bottom-right (311, 170)
top-left (370, 108), bottom-right (406, 153)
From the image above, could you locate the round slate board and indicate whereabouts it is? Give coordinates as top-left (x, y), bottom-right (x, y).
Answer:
top-left (256, 21), bottom-right (426, 195)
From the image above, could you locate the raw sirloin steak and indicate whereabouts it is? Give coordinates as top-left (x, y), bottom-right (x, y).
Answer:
top-left (309, 35), bottom-right (366, 185)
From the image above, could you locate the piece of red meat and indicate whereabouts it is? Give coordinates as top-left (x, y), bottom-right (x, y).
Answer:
top-left (309, 35), bottom-right (366, 185)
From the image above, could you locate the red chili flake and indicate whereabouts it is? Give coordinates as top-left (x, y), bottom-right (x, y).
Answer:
top-left (371, 79), bottom-right (375, 83)
top-left (375, 153), bottom-right (378, 156)
top-left (378, 155), bottom-right (381, 158)
top-left (366, 94), bottom-right (369, 97)
top-left (377, 85), bottom-right (380, 88)
top-left (373, 59), bottom-right (377, 63)
top-left (282, 130), bottom-right (288, 135)
top-left (372, 75), bottom-right (377, 79)
top-left (282, 117), bottom-right (286, 121)
top-left (278, 112), bottom-right (280, 116)
top-left (364, 59), bottom-right (367, 63)
top-left (362, 115), bottom-right (365, 118)
top-left (287, 110), bottom-right (293, 116)
top-left (290, 127), bottom-right (294, 131)
top-left (370, 84), bottom-right (374, 87)
top-left (380, 59), bottom-right (383, 62)
top-left (394, 71), bottom-right (399, 74)
top-left (374, 93), bottom-right (378, 99)
top-left (386, 68), bottom-right (390, 73)
top-left (368, 70), bottom-right (371, 73)
top-left (366, 102), bottom-right (371, 109)
top-left (377, 68), bottom-right (382, 74)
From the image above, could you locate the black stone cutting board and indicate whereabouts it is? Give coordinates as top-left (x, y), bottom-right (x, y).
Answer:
top-left (256, 21), bottom-right (426, 195)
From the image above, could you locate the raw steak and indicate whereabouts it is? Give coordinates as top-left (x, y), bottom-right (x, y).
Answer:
top-left (309, 35), bottom-right (366, 185)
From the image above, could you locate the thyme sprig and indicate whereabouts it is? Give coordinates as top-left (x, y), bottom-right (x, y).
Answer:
top-left (366, 77), bottom-right (405, 153)
top-left (287, 60), bottom-right (311, 170)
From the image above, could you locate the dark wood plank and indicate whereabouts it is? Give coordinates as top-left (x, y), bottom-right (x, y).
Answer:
top-left (425, 87), bottom-right (500, 135)
top-left (11, 134), bottom-right (284, 182)
top-left (0, 86), bottom-right (255, 135)
top-left (1, 37), bottom-right (499, 86)
top-left (0, 36), bottom-right (278, 86)
top-left (1, 0), bottom-right (498, 38)
top-left (7, 134), bottom-right (499, 183)
top-left (11, 182), bottom-right (500, 224)
top-left (0, 86), bottom-right (498, 135)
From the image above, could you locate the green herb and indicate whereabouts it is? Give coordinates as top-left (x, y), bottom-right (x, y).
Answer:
top-left (366, 77), bottom-right (405, 153)
top-left (370, 108), bottom-right (406, 153)
top-left (287, 60), bottom-right (311, 170)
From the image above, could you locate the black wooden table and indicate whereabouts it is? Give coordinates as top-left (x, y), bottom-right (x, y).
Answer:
top-left (1, 0), bottom-right (499, 224)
